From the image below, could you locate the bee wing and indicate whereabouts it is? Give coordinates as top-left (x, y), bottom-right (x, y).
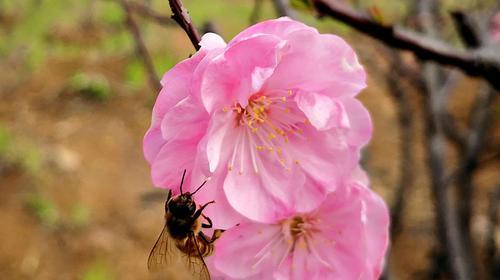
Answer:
top-left (181, 232), bottom-right (211, 280)
top-left (148, 226), bottom-right (211, 280)
top-left (147, 224), bottom-right (176, 271)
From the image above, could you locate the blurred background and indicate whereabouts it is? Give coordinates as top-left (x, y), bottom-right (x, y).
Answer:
top-left (0, 0), bottom-right (498, 279)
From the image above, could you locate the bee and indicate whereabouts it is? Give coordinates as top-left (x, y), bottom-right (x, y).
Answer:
top-left (148, 170), bottom-right (223, 280)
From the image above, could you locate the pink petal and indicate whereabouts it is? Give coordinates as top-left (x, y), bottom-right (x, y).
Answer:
top-left (288, 126), bottom-right (359, 190)
top-left (150, 139), bottom-right (198, 188)
top-left (143, 50), bottom-right (206, 163)
top-left (205, 110), bottom-right (236, 173)
top-left (200, 34), bottom-right (286, 113)
top-left (213, 222), bottom-right (286, 279)
top-left (191, 168), bottom-right (244, 230)
top-left (160, 96), bottom-right (208, 142)
top-left (313, 184), bottom-right (389, 280)
top-left (358, 184), bottom-right (390, 279)
top-left (229, 17), bottom-right (315, 45)
top-left (199, 32), bottom-right (227, 50)
top-left (223, 164), bottom-right (291, 223)
top-left (295, 91), bottom-right (350, 131)
top-left (264, 30), bottom-right (366, 96)
top-left (341, 97), bottom-right (373, 147)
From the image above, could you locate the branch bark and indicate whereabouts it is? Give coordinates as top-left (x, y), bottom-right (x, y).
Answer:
top-left (385, 50), bottom-right (414, 240)
top-left (272, 0), bottom-right (297, 18)
top-left (168, 0), bottom-right (201, 50)
top-left (417, 1), bottom-right (474, 279)
top-left (486, 184), bottom-right (500, 279)
top-left (311, 0), bottom-right (500, 91)
top-left (250, 0), bottom-right (264, 24)
top-left (121, 0), bottom-right (161, 92)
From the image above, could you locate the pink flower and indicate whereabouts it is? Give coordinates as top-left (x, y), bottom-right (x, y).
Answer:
top-left (490, 12), bottom-right (500, 43)
top-left (210, 181), bottom-right (389, 280)
top-left (143, 18), bottom-right (371, 227)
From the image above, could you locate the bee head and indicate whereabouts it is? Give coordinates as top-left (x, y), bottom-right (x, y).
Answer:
top-left (167, 193), bottom-right (196, 217)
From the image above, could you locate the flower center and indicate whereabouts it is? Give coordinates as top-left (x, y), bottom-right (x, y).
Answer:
top-left (289, 216), bottom-right (306, 239)
top-left (224, 91), bottom-right (308, 174)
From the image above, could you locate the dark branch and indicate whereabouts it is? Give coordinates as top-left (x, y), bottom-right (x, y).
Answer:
top-left (311, 0), bottom-right (500, 91)
top-left (455, 82), bottom-right (496, 266)
top-left (384, 50), bottom-right (414, 240)
top-left (250, 0), bottom-right (264, 24)
top-left (168, 0), bottom-right (201, 50)
top-left (417, 1), bottom-right (474, 279)
top-left (450, 11), bottom-right (482, 48)
top-left (485, 184), bottom-right (500, 279)
top-left (120, 0), bottom-right (161, 92)
top-left (272, 0), bottom-right (297, 18)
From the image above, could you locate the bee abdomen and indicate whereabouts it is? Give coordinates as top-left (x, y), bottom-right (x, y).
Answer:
top-left (178, 235), bottom-right (214, 257)
top-left (196, 236), bottom-right (214, 257)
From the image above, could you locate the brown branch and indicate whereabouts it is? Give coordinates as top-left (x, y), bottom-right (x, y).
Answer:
top-left (250, 0), bottom-right (264, 24)
top-left (435, 70), bottom-right (467, 148)
top-left (451, 11), bottom-right (482, 48)
top-left (417, 1), bottom-right (474, 279)
top-left (127, 1), bottom-right (175, 26)
top-left (168, 0), bottom-right (201, 50)
top-left (486, 184), bottom-right (500, 279)
top-left (311, 0), bottom-right (500, 91)
top-left (120, 0), bottom-right (161, 92)
top-left (272, 0), bottom-right (297, 18)
top-left (384, 50), bottom-right (414, 240)
top-left (455, 83), bottom-right (496, 267)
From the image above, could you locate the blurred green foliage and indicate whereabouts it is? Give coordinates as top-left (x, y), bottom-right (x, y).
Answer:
top-left (69, 72), bottom-right (112, 101)
top-left (0, 125), bottom-right (42, 174)
top-left (69, 204), bottom-right (91, 228)
top-left (0, 126), bottom-right (11, 156)
top-left (82, 261), bottom-right (114, 280)
top-left (25, 194), bottom-right (60, 227)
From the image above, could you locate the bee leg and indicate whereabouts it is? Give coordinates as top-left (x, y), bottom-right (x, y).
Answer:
top-left (199, 229), bottom-right (224, 244)
top-left (201, 214), bottom-right (212, 228)
top-left (192, 201), bottom-right (215, 220)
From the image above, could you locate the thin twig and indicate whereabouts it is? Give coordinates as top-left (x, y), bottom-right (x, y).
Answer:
top-left (120, 0), bottom-right (161, 92)
top-left (435, 70), bottom-right (467, 148)
top-left (271, 0), bottom-right (297, 18)
top-left (385, 50), bottom-right (414, 240)
top-left (451, 11), bottom-right (483, 48)
top-left (168, 0), bottom-right (201, 50)
top-left (485, 184), bottom-right (500, 279)
top-left (455, 82), bottom-right (496, 262)
top-left (311, 0), bottom-right (500, 91)
top-left (417, 1), bottom-right (474, 279)
top-left (250, 0), bottom-right (264, 24)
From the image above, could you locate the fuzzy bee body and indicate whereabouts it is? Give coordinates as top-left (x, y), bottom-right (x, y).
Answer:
top-left (165, 208), bottom-right (214, 258)
top-left (148, 171), bottom-right (223, 280)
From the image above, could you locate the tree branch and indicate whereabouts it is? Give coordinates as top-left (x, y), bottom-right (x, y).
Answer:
top-left (168, 0), bottom-right (201, 50)
top-left (417, 1), bottom-right (474, 279)
top-left (120, 0), bottom-right (160, 92)
top-left (451, 11), bottom-right (482, 48)
top-left (272, 0), bottom-right (297, 18)
top-left (486, 184), bottom-right (500, 279)
top-left (384, 50), bottom-right (414, 240)
top-left (311, 0), bottom-right (500, 91)
top-left (250, 0), bottom-right (264, 24)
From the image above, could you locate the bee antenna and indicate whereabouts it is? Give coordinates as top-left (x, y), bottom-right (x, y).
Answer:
top-left (179, 169), bottom-right (187, 195)
top-left (190, 180), bottom-right (207, 196)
